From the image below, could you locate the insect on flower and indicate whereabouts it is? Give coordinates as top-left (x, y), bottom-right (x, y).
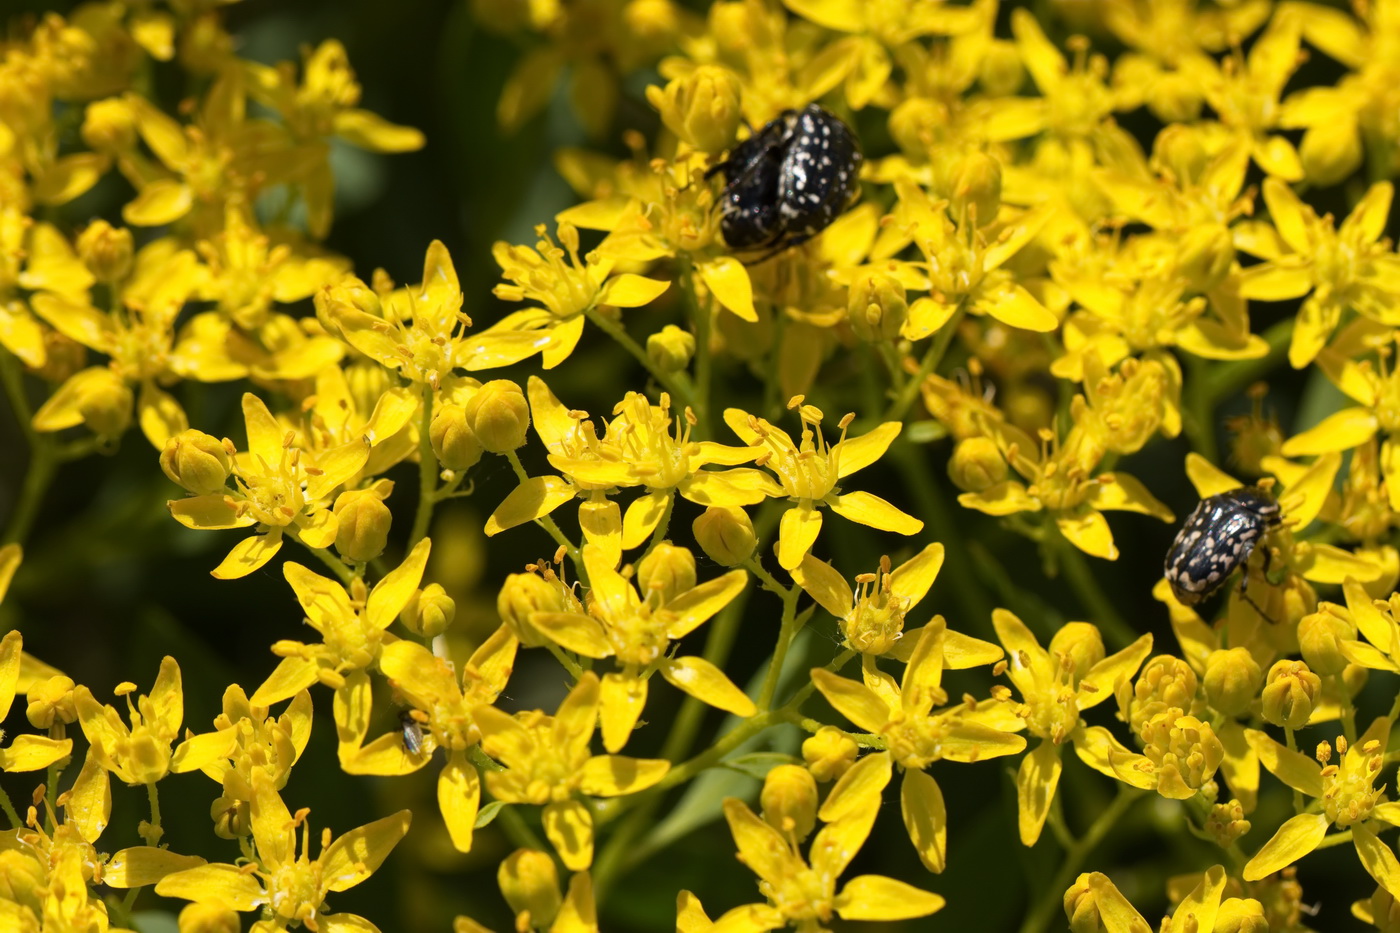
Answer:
top-left (399, 708), bottom-right (426, 756)
top-left (1164, 487), bottom-right (1281, 606)
top-left (707, 103), bottom-right (861, 260)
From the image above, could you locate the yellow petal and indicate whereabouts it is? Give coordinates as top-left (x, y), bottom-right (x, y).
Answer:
top-left (1242, 812), bottom-right (1328, 880)
top-left (790, 554), bottom-right (854, 619)
top-left (1016, 738), bottom-right (1062, 846)
top-left (333, 108), bottom-right (426, 152)
top-left (137, 382), bottom-right (188, 449)
top-left (0, 629), bottom-right (18, 720)
top-left (599, 672), bottom-right (647, 753)
top-left (1281, 408), bottom-right (1378, 456)
top-left (820, 750), bottom-right (892, 822)
top-left (0, 735), bottom-right (72, 772)
top-left (1166, 865), bottom-right (1227, 933)
top-left (366, 537), bottom-right (431, 629)
top-left (722, 798), bottom-right (799, 889)
top-left (810, 668), bottom-right (888, 734)
top-left (973, 284), bottom-right (1058, 332)
top-left (170, 726), bottom-right (238, 774)
top-left (1355, 822), bottom-right (1400, 902)
top-left (957, 480), bottom-right (1041, 516)
top-left (900, 767), bottom-right (947, 873)
top-left (439, 749), bottom-right (482, 853)
top-left (660, 656), bottom-right (755, 716)
top-left (544, 799), bottom-right (594, 871)
top-left (105, 846), bottom-right (205, 888)
top-left (621, 490), bottom-right (669, 551)
top-left (167, 495), bottom-right (254, 530)
top-left (1087, 474), bottom-right (1173, 522)
top-left (679, 468), bottom-right (784, 506)
top-left (1184, 452), bottom-right (1242, 499)
top-left (485, 476), bottom-right (576, 536)
top-left (664, 569), bottom-right (748, 639)
top-left (155, 863), bottom-right (266, 910)
top-left (250, 656), bottom-right (321, 708)
top-left (836, 874), bottom-right (944, 921)
top-left (578, 754), bottom-right (670, 796)
top-left (322, 808), bottom-right (412, 892)
top-left (1243, 728), bottom-right (1324, 796)
top-left (827, 490), bottom-right (923, 535)
top-left (698, 257), bottom-right (756, 322)
top-left (597, 274), bottom-right (670, 309)
top-left (65, 753), bottom-right (110, 843)
top-left (1079, 634), bottom-right (1153, 711)
top-left (1057, 507), bottom-right (1118, 560)
top-left (833, 423), bottom-right (901, 478)
top-left (777, 504), bottom-right (823, 571)
top-left (1237, 263), bottom-right (1314, 300)
top-left (250, 769), bottom-right (293, 867)
top-left (531, 611), bottom-right (613, 658)
top-left (123, 179), bottom-right (194, 226)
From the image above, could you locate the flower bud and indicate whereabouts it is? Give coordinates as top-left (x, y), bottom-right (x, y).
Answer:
top-left (464, 380), bottom-right (529, 452)
top-left (950, 151), bottom-right (1002, 227)
top-left (76, 368), bottom-right (133, 438)
top-left (1297, 603), bottom-right (1355, 676)
top-left (1345, 661), bottom-right (1369, 699)
top-left (645, 65), bottom-right (742, 153)
top-left (431, 402), bottom-right (483, 471)
top-left (403, 583), bottom-right (455, 638)
top-left (979, 39), bottom-right (1025, 96)
top-left (802, 725), bottom-right (858, 782)
top-left (948, 437), bottom-right (1007, 492)
top-left (1261, 660), bottom-right (1320, 730)
top-left (210, 796), bottom-right (250, 839)
top-left (637, 543), bottom-right (696, 605)
top-left (32, 331), bottom-right (87, 384)
top-left (647, 324), bottom-right (696, 373)
top-left (1151, 124), bottom-right (1208, 186)
top-left (761, 764), bottom-right (817, 842)
top-left (0, 846), bottom-right (44, 911)
top-left (1300, 118), bottom-right (1362, 188)
top-left (332, 483), bottom-right (393, 563)
top-left (847, 271), bottom-right (908, 343)
top-left (1214, 898), bottom-right (1268, 933)
top-left (81, 97), bottom-right (138, 153)
top-left (693, 506), bottom-right (756, 567)
top-left (498, 849), bottom-right (561, 931)
top-left (76, 220), bottom-right (133, 282)
top-left (179, 903), bottom-right (241, 933)
top-left (1205, 799), bottom-right (1251, 848)
top-left (1049, 622), bottom-right (1105, 683)
top-left (1203, 648), bottom-right (1262, 718)
top-left (498, 571), bottom-right (569, 647)
top-left (888, 97), bottom-right (948, 158)
top-left (1064, 872), bottom-right (1107, 933)
top-left (26, 675), bottom-right (78, 729)
top-left (160, 429), bottom-right (232, 495)
top-left (1140, 709), bottom-right (1223, 799)
top-left (1178, 223), bottom-right (1234, 292)
top-left (1124, 654), bottom-right (1197, 731)
top-left (1365, 885), bottom-right (1400, 933)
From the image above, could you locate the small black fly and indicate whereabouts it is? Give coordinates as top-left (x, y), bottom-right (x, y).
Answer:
top-left (707, 103), bottom-right (861, 260)
top-left (400, 709), bottom-right (426, 756)
top-left (1164, 486), bottom-right (1281, 606)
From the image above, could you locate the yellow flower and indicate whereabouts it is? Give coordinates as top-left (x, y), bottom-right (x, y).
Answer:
top-left (249, 538), bottom-right (431, 711)
top-left (0, 630), bottom-right (72, 773)
top-left (474, 672), bottom-right (669, 870)
top-left (456, 850), bottom-right (598, 933)
top-left (370, 625), bottom-right (519, 852)
top-left (74, 656), bottom-right (181, 805)
top-left (156, 769), bottom-right (411, 932)
top-left (1065, 865), bottom-right (1235, 933)
top-left (474, 222), bottom-right (670, 370)
top-left (724, 400), bottom-right (921, 570)
top-left (958, 417), bottom-right (1173, 560)
top-left (1242, 717), bottom-right (1400, 900)
top-left (990, 611), bottom-right (1151, 844)
top-left (166, 392), bottom-right (369, 579)
top-left (679, 752), bottom-right (944, 932)
top-left (531, 543), bottom-right (753, 752)
top-left (812, 620), bottom-right (1024, 870)
top-left (1238, 178), bottom-right (1400, 367)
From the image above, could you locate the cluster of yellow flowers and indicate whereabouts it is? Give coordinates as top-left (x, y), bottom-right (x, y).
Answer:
top-left (7, 0), bottom-right (1400, 930)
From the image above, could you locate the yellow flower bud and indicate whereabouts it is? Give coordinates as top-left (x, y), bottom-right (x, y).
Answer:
top-left (950, 151), bottom-right (1002, 227)
top-left (1049, 622), bottom-right (1104, 683)
top-left (498, 849), bottom-right (561, 931)
top-left (1345, 661), bottom-right (1369, 699)
top-left (647, 324), bottom-right (696, 373)
top-left (979, 39), bottom-right (1025, 96)
top-left (1151, 124), bottom-right (1208, 186)
top-left (178, 14), bottom-right (236, 75)
top-left (802, 725), bottom-right (858, 782)
top-left (1063, 872), bottom-right (1106, 933)
top-left (76, 220), bottom-right (133, 282)
top-left (1203, 648), bottom-right (1261, 718)
top-left (431, 402), bottom-right (483, 471)
top-left (847, 272), bottom-right (908, 343)
top-left (692, 506), bottom-right (756, 567)
top-left (947, 437), bottom-right (1007, 492)
top-left (404, 583), bottom-right (456, 638)
top-left (81, 97), bottom-right (138, 153)
top-left (179, 903), bottom-right (241, 933)
top-left (1205, 799), bottom-right (1251, 848)
top-left (637, 543), bottom-right (696, 604)
top-left (1365, 885), bottom-right (1400, 933)
top-left (1178, 223), bottom-right (1234, 292)
top-left (1213, 898), bottom-right (1268, 933)
top-left (498, 570), bottom-right (570, 647)
top-left (645, 65), bottom-right (742, 153)
top-left (77, 368), bottom-right (133, 438)
top-left (1297, 603), bottom-right (1355, 676)
top-left (332, 484), bottom-right (394, 563)
top-left (1261, 660), bottom-right (1320, 730)
top-left (888, 97), bottom-right (949, 158)
top-left (26, 675), bottom-right (78, 729)
top-left (0, 845), bottom-right (45, 907)
top-left (32, 331), bottom-right (87, 384)
top-left (160, 429), bottom-right (233, 495)
top-left (1139, 709), bottom-right (1223, 798)
top-left (1300, 118), bottom-right (1362, 188)
top-left (464, 379), bottom-right (530, 452)
top-left (761, 764), bottom-right (817, 842)
top-left (1125, 655), bottom-right (1197, 731)
top-left (210, 795), bottom-right (250, 839)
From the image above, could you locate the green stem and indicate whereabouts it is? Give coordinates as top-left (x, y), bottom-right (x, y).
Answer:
top-left (1018, 785), bottom-right (1145, 933)
top-left (495, 801), bottom-right (547, 853)
top-left (752, 560), bottom-right (800, 711)
top-left (584, 306), bottom-right (693, 412)
top-left (544, 641), bottom-right (585, 680)
top-left (680, 256), bottom-right (712, 437)
top-left (0, 351), bottom-right (57, 547)
top-left (0, 783), bottom-right (21, 829)
top-left (1184, 356), bottom-right (1219, 465)
top-left (286, 531), bottom-right (354, 586)
top-left (777, 712), bottom-right (884, 748)
top-left (141, 782), bottom-right (163, 846)
top-left (1049, 524), bottom-right (1135, 650)
top-left (1203, 319), bottom-right (1294, 405)
top-left (1334, 673), bottom-right (1357, 745)
top-left (883, 300), bottom-right (966, 423)
top-left (408, 381), bottom-right (438, 546)
top-left (503, 451), bottom-right (584, 584)
top-left (1315, 829), bottom-right (1354, 851)
top-left (1284, 727), bottom-right (1305, 813)
top-left (640, 493), bottom-right (675, 561)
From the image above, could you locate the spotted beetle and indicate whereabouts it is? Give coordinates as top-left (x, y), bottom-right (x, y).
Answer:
top-left (1164, 486), bottom-right (1281, 606)
top-left (707, 103), bottom-right (862, 259)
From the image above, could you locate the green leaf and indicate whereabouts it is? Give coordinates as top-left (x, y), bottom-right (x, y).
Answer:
top-left (475, 800), bottom-right (508, 829)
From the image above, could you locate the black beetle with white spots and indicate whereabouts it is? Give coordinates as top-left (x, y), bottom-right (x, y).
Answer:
top-left (1164, 487), bottom-right (1282, 606)
top-left (706, 103), bottom-right (862, 260)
